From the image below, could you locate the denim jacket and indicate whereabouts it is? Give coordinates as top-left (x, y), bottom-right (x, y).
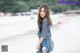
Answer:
top-left (36, 18), bottom-right (54, 53)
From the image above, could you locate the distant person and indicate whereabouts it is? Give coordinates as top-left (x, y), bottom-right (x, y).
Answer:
top-left (36, 4), bottom-right (54, 53)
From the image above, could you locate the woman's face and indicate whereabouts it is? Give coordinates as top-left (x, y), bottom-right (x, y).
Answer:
top-left (40, 7), bottom-right (46, 18)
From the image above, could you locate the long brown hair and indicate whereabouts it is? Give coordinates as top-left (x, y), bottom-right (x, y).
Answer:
top-left (37, 4), bottom-right (52, 28)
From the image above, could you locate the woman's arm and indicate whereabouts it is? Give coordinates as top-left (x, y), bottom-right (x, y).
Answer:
top-left (38, 19), bottom-right (48, 44)
top-left (36, 19), bottom-right (48, 49)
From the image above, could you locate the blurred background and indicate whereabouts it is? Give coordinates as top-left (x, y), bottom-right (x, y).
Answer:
top-left (0, 0), bottom-right (80, 53)
top-left (0, 0), bottom-right (80, 16)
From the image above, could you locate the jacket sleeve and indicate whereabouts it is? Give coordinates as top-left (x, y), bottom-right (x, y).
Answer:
top-left (41, 19), bottom-right (48, 39)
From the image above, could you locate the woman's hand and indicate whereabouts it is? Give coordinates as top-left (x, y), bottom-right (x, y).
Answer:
top-left (36, 44), bottom-right (41, 49)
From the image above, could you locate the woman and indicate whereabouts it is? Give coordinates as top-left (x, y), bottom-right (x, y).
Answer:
top-left (36, 4), bottom-right (54, 53)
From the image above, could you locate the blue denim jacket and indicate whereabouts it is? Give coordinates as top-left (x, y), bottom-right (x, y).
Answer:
top-left (36, 18), bottom-right (54, 53)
